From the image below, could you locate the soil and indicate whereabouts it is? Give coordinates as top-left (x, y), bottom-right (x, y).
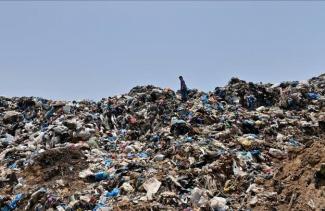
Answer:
top-left (255, 139), bottom-right (325, 211)
top-left (18, 146), bottom-right (88, 201)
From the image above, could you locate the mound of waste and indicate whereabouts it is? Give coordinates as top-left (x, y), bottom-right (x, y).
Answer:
top-left (0, 74), bottom-right (324, 211)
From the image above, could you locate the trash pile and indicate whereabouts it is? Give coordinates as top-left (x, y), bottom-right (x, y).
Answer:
top-left (0, 74), bottom-right (324, 211)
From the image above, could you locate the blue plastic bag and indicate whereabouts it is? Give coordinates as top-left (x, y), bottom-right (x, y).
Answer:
top-left (94, 171), bottom-right (109, 181)
top-left (2, 194), bottom-right (24, 211)
top-left (306, 92), bottom-right (320, 100)
top-left (105, 188), bottom-right (120, 198)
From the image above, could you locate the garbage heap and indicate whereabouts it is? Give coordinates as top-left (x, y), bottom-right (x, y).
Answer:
top-left (0, 74), bottom-right (324, 211)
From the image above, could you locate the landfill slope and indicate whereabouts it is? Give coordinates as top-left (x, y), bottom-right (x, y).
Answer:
top-left (0, 74), bottom-right (324, 211)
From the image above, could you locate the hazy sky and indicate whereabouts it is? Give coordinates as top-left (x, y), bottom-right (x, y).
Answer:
top-left (0, 2), bottom-right (324, 100)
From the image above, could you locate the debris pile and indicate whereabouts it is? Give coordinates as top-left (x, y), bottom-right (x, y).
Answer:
top-left (0, 74), bottom-right (324, 210)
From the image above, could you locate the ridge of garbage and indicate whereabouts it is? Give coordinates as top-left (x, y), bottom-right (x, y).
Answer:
top-left (0, 74), bottom-right (324, 210)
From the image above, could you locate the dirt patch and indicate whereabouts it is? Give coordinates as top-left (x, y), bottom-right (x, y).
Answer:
top-left (19, 146), bottom-right (88, 198)
top-left (255, 140), bottom-right (325, 211)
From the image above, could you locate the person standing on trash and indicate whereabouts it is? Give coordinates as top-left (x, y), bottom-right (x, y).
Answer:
top-left (179, 76), bottom-right (188, 102)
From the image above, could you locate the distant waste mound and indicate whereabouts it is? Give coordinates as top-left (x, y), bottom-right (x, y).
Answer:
top-left (0, 74), bottom-right (324, 210)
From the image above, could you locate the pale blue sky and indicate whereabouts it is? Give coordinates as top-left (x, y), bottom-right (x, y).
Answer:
top-left (0, 2), bottom-right (324, 100)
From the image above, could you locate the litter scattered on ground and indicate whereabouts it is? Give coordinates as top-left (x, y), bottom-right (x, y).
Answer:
top-left (0, 74), bottom-right (324, 210)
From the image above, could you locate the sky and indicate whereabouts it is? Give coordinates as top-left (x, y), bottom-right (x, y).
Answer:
top-left (0, 1), bottom-right (324, 100)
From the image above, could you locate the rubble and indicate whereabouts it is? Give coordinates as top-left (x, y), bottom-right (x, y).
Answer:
top-left (0, 74), bottom-right (325, 210)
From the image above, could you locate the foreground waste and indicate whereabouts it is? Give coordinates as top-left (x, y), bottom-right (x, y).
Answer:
top-left (0, 74), bottom-right (325, 210)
